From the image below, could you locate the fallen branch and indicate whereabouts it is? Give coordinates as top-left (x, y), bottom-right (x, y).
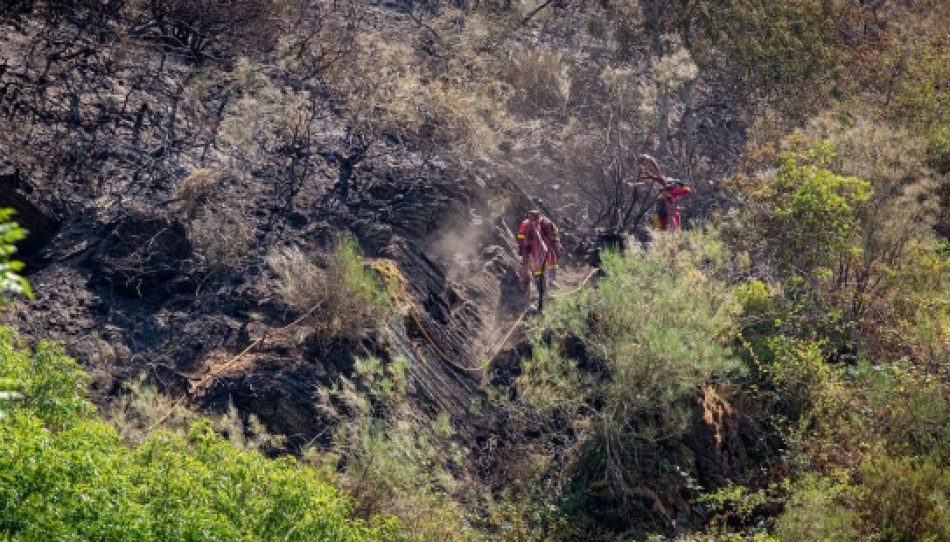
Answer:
top-left (521, 0), bottom-right (556, 26)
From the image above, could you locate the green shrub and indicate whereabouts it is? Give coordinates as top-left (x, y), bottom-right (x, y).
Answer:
top-left (756, 336), bottom-right (829, 423)
top-left (851, 361), bottom-right (950, 462)
top-left (736, 279), bottom-right (772, 315)
top-left (727, 142), bottom-right (880, 348)
top-left (0, 327), bottom-right (399, 541)
top-left (0, 209), bottom-right (30, 303)
top-left (891, 245), bottom-right (950, 366)
top-left (518, 230), bottom-right (742, 520)
top-left (772, 473), bottom-right (859, 542)
top-left (0, 330), bottom-right (91, 429)
top-left (698, 482), bottom-right (777, 536)
top-left (336, 237), bottom-right (393, 313)
top-left (696, 0), bottom-right (839, 89)
top-left (771, 451), bottom-right (950, 542)
top-left (516, 342), bottom-right (586, 416)
top-left (856, 452), bottom-right (950, 541)
top-left (328, 356), bottom-right (476, 542)
top-left (890, 31), bottom-right (950, 172)
top-left (769, 143), bottom-right (872, 276)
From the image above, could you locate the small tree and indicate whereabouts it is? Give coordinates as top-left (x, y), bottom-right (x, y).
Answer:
top-left (766, 143), bottom-right (872, 277)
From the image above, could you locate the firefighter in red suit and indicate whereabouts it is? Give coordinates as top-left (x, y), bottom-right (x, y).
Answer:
top-left (657, 180), bottom-right (691, 230)
top-left (516, 210), bottom-right (562, 295)
top-left (637, 154), bottom-right (691, 231)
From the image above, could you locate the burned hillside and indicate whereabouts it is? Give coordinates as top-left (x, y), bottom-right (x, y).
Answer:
top-left (1, 1), bottom-right (947, 541)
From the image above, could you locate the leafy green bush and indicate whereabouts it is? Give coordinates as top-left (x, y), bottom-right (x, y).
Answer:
top-left (754, 336), bottom-right (829, 424)
top-left (518, 230), bottom-right (742, 524)
top-left (890, 245), bottom-right (950, 366)
top-left (0, 327), bottom-right (399, 541)
top-left (772, 473), bottom-right (859, 542)
top-left (726, 142), bottom-right (891, 352)
top-left (698, 482), bottom-right (778, 537)
top-left (768, 143), bottom-right (872, 277)
top-left (336, 237), bottom-right (393, 313)
top-left (0, 209), bottom-right (30, 303)
top-left (850, 361), bottom-right (950, 462)
top-left (0, 330), bottom-right (91, 429)
top-left (856, 452), bottom-right (950, 541)
top-left (890, 30), bottom-right (950, 172)
top-left (695, 0), bottom-right (839, 89)
top-left (770, 450), bottom-right (950, 542)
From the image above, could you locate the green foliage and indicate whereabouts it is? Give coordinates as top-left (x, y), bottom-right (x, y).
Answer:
top-left (891, 30), bottom-right (950, 172)
top-left (267, 237), bottom-right (395, 341)
top-left (329, 356), bottom-right (475, 542)
top-left (522, 230), bottom-right (741, 428)
top-left (698, 482), bottom-right (776, 536)
top-left (769, 143), bottom-right (872, 275)
top-left (772, 473), bottom-right (859, 542)
top-left (0, 330), bottom-right (92, 428)
top-left (0, 327), bottom-right (398, 541)
top-left (890, 245), bottom-right (950, 365)
top-left (856, 452), bottom-right (950, 541)
top-left (755, 336), bottom-right (829, 423)
top-left (0, 209), bottom-right (30, 303)
top-left (518, 230), bottom-right (742, 523)
top-left (336, 237), bottom-right (393, 313)
top-left (696, 0), bottom-right (839, 89)
top-left (735, 279), bottom-right (771, 315)
top-left (772, 451), bottom-right (950, 542)
top-left (729, 142), bottom-right (881, 349)
top-left (515, 341), bottom-right (585, 416)
top-left (849, 361), bottom-right (950, 462)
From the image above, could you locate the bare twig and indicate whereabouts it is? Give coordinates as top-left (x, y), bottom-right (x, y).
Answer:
top-left (521, 0), bottom-right (556, 26)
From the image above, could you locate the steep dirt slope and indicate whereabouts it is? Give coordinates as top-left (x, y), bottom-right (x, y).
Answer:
top-left (0, 5), bottom-right (571, 451)
top-left (0, 7), bottom-right (784, 537)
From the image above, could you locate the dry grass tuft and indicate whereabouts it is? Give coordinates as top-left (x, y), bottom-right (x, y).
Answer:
top-left (187, 204), bottom-right (254, 271)
top-left (170, 168), bottom-right (222, 219)
top-left (267, 239), bottom-right (392, 340)
top-left (267, 245), bottom-right (327, 314)
top-left (504, 47), bottom-right (570, 117)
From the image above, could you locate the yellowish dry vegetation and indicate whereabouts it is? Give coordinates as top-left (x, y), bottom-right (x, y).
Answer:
top-left (169, 168), bottom-right (222, 219)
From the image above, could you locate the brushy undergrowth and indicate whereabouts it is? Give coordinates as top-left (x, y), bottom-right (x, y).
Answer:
top-left (515, 230), bottom-right (743, 532)
top-left (0, 327), bottom-right (400, 542)
top-left (268, 237), bottom-right (394, 340)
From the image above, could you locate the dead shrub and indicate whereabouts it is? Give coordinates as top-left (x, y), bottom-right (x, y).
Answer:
top-left (267, 245), bottom-right (327, 313)
top-left (324, 31), bottom-right (506, 168)
top-left (107, 375), bottom-right (200, 445)
top-left (108, 376), bottom-right (285, 451)
top-left (170, 169), bottom-right (254, 271)
top-left (504, 47), bottom-right (570, 116)
top-left (187, 203), bottom-right (254, 271)
top-left (129, 0), bottom-right (278, 59)
top-left (275, 0), bottom-right (361, 84)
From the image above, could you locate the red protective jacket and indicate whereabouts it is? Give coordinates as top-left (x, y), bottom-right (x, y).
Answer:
top-left (658, 184), bottom-right (691, 230)
top-left (516, 216), bottom-right (560, 277)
